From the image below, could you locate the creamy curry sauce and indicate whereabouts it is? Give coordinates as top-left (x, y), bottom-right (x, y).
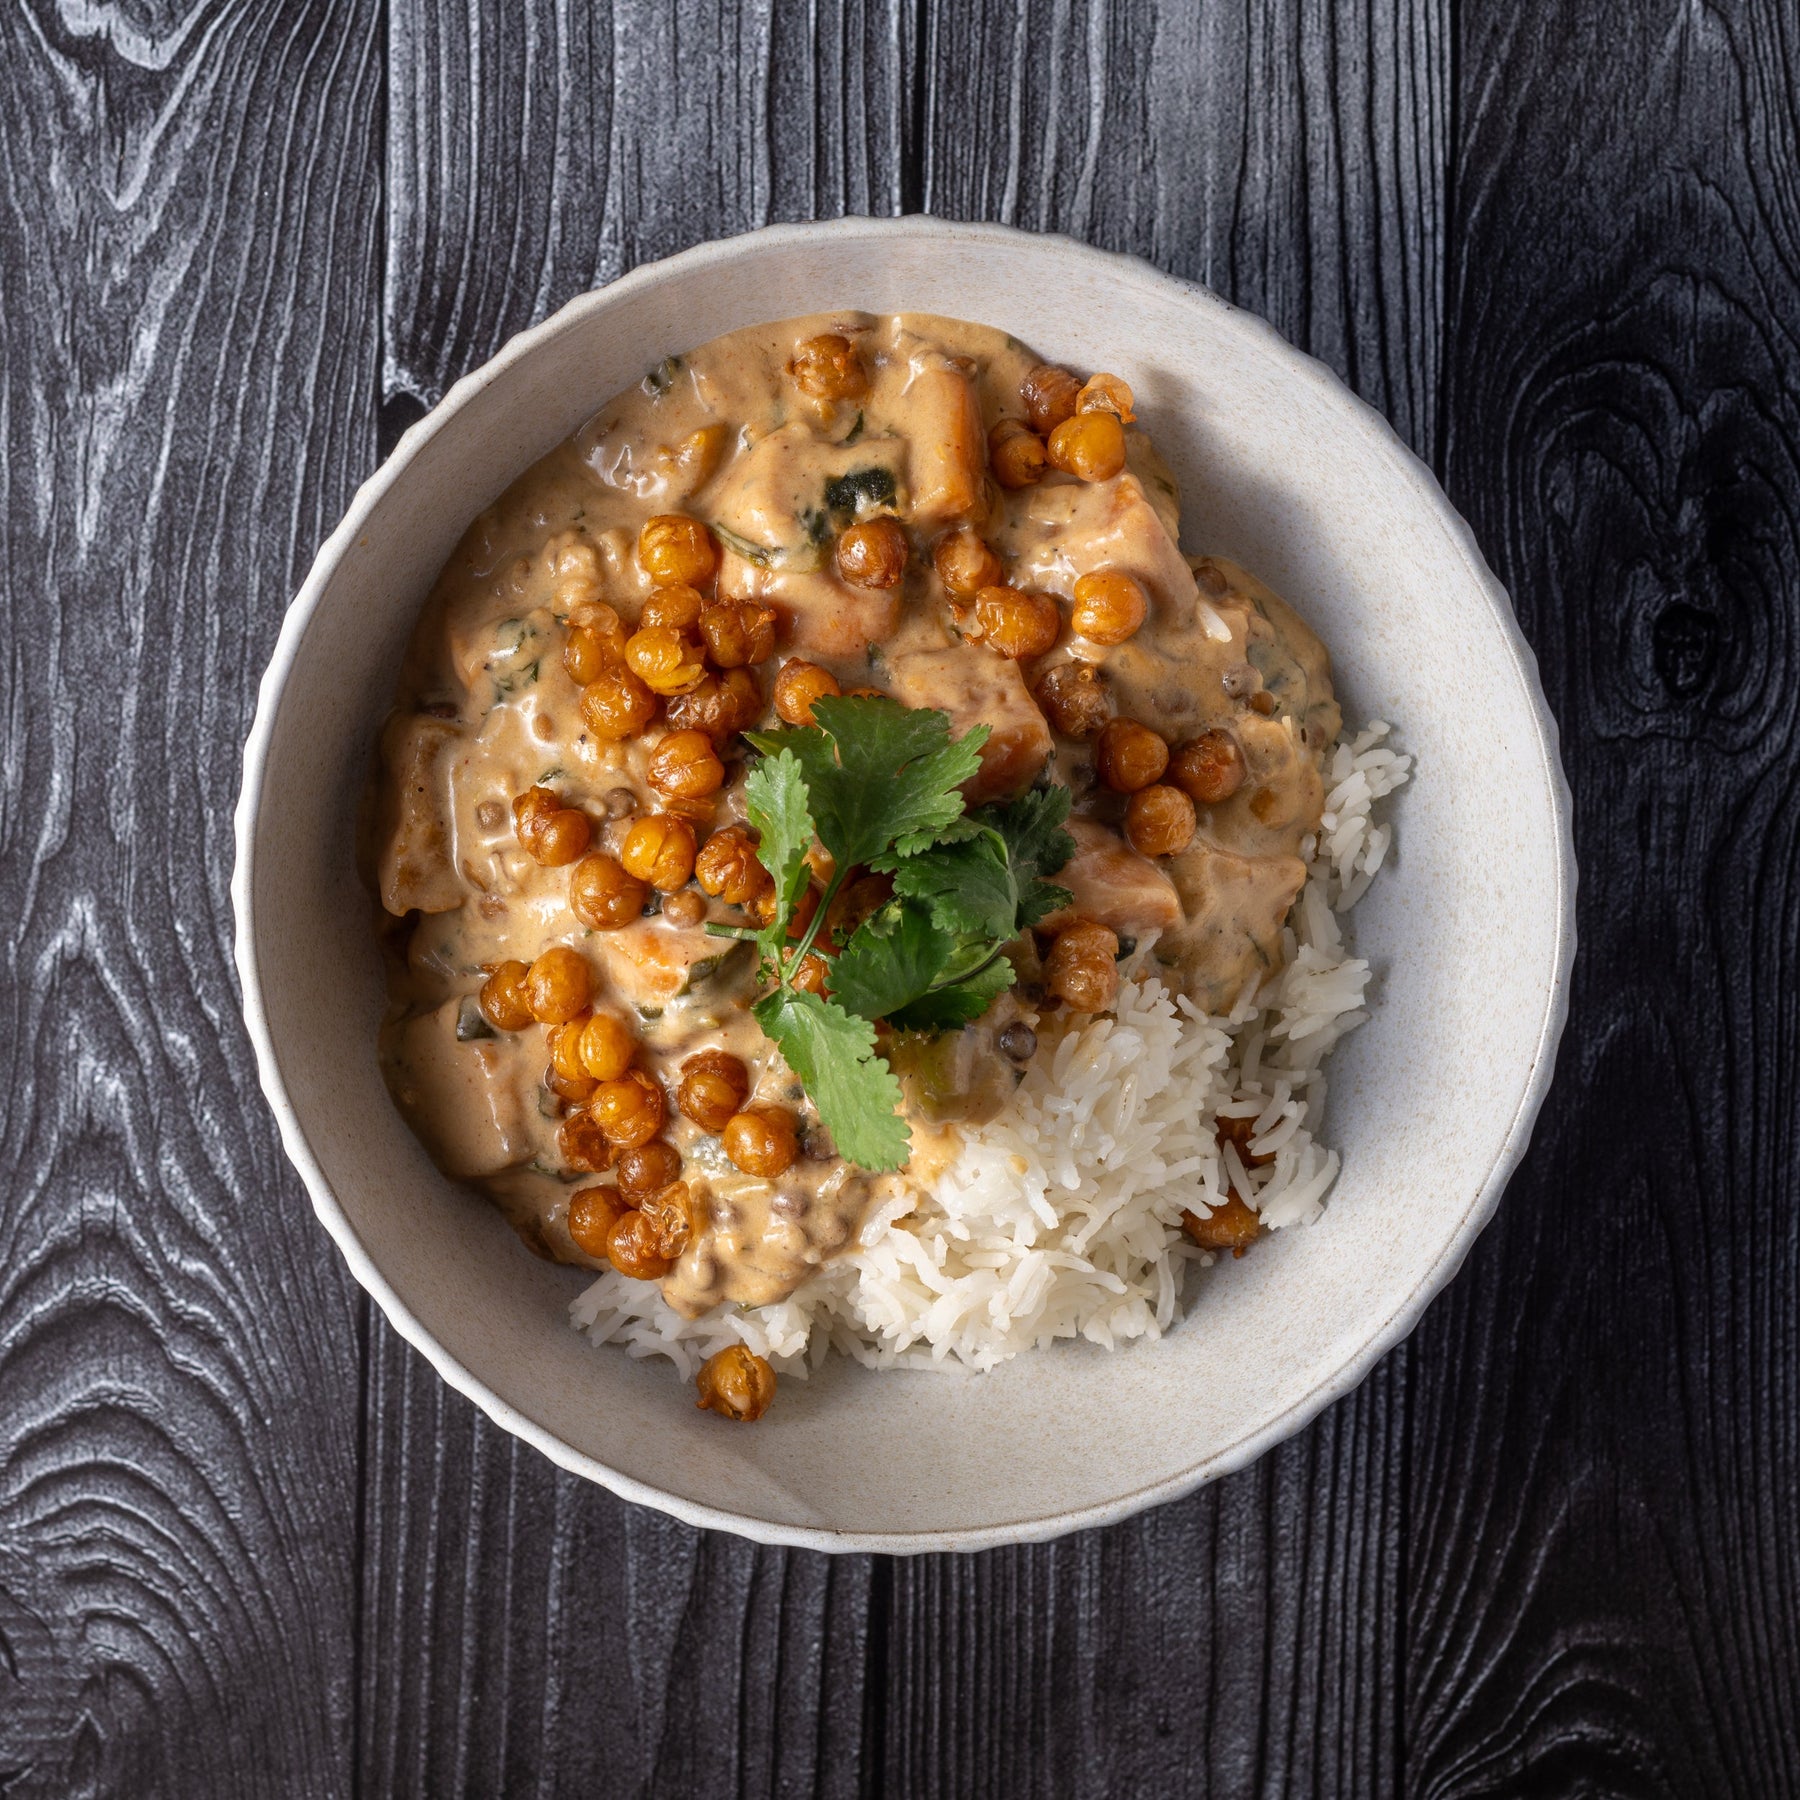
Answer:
top-left (368, 312), bottom-right (1340, 1319)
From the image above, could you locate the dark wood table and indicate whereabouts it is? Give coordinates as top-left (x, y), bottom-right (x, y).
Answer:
top-left (5, 2), bottom-right (1796, 1793)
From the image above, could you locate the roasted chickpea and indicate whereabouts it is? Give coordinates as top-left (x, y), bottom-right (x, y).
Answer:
top-left (567, 1185), bottom-right (629, 1259)
top-left (537, 807), bottom-right (592, 867)
top-left (792, 950), bottom-right (831, 995)
top-left (1047, 411), bottom-right (1126, 482)
top-left (527, 945), bottom-right (592, 1024)
top-left (1169, 729), bottom-right (1247, 804)
top-left (973, 585), bottom-right (1060, 660)
top-left (646, 728), bottom-right (725, 800)
top-left (638, 1180), bottom-right (696, 1259)
top-left (932, 526), bottom-right (1004, 597)
top-left (617, 1140), bottom-right (683, 1202)
top-left (557, 1107), bottom-right (615, 1174)
top-left (1071, 570), bottom-right (1148, 645)
top-left (772, 658), bottom-right (841, 727)
top-left (620, 812), bottom-right (698, 889)
top-left (827, 872), bottom-right (893, 943)
top-left (1123, 784), bottom-right (1197, 857)
top-left (789, 333), bottom-right (867, 400)
top-left (1076, 372), bottom-right (1136, 421)
top-left (607, 1208), bottom-right (675, 1281)
top-left (695, 826), bottom-right (770, 906)
top-left (723, 1105), bottom-right (799, 1178)
top-left (662, 887), bottom-right (707, 929)
top-left (698, 600), bottom-right (777, 669)
top-left (1045, 919), bottom-right (1120, 1013)
top-left (638, 514), bottom-right (718, 588)
top-left (988, 417), bottom-right (1047, 488)
top-left (578, 1010), bottom-right (638, 1083)
top-left (1033, 660), bottom-right (1113, 739)
top-left (562, 611), bottom-right (625, 686)
top-left (511, 785), bottom-right (559, 849)
top-left (580, 664), bottom-right (657, 740)
top-left (835, 516), bottom-right (909, 589)
top-left (548, 1015), bottom-right (594, 1084)
top-left (1216, 1110), bottom-right (1277, 1169)
top-left (1021, 363), bottom-right (1081, 436)
top-left (546, 1064), bottom-right (598, 1106)
top-left (569, 852), bottom-right (650, 929)
top-left (666, 666), bottom-right (763, 742)
top-left (478, 960), bottom-right (534, 1032)
top-left (696, 1344), bottom-right (776, 1421)
top-left (591, 1068), bottom-right (667, 1150)
top-left (639, 582), bottom-right (706, 632)
top-left (1181, 1192), bottom-right (1262, 1255)
top-left (1095, 719), bottom-right (1169, 793)
top-left (786, 881), bottom-right (822, 941)
top-left (625, 625), bottom-right (706, 696)
top-left (678, 1049), bottom-right (751, 1133)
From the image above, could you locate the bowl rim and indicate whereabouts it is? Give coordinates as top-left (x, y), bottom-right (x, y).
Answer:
top-left (233, 214), bottom-right (1577, 1553)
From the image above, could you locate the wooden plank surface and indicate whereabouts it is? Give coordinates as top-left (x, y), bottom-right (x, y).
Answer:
top-left (4, 0), bottom-right (1798, 1793)
top-left (0, 3), bottom-right (382, 1795)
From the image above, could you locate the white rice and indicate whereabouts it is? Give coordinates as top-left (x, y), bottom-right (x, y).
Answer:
top-left (571, 721), bottom-right (1412, 1381)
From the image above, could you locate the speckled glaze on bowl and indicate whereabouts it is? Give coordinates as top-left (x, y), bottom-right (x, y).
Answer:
top-left (233, 218), bottom-right (1575, 1553)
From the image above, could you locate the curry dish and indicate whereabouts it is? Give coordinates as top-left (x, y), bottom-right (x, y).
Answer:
top-left (369, 313), bottom-right (1343, 1421)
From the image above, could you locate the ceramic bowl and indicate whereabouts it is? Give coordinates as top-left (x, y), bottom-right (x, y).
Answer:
top-left (234, 217), bottom-right (1575, 1551)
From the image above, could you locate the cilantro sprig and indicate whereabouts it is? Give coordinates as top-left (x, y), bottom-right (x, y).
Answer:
top-left (713, 697), bottom-right (1074, 1172)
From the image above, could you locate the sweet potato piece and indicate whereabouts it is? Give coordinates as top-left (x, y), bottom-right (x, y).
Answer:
top-left (885, 646), bottom-right (1052, 803)
top-left (1037, 818), bottom-right (1183, 939)
top-left (905, 363), bottom-right (987, 530)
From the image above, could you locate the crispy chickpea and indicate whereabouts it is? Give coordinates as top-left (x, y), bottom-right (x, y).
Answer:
top-left (1169, 729), bottom-right (1247, 804)
top-left (789, 333), bottom-right (867, 400)
top-left (1216, 1111), bottom-right (1277, 1169)
top-left (836, 516), bottom-right (909, 589)
top-left (792, 951), bottom-right (830, 995)
top-left (647, 728), bottom-right (725, 801)
top-left (580, 664), bottom-right (657, 740)
top-left (1047, 411), bottom-right (1126, 482)
top-left (548, 1016), bottom-right (593, 1084)
top-left (578, 1011), bottom-right (638, 1083)
top-left (827, 872), bottom-right (893, 942)
top-left (607, 1208), bottom-right (675, 1281)
top-left (591, 1068), bottom-right (667, 1150)
top-left (786, 881), bottom-right (821, 941)
top-left (1076, 372), bottom-right (1136, 421)
top-left (1181, 1192), bottom-right (1262, 1256)
top-left (478, 960), bottom-right (534, 1032)
top-left (666, 666), bottom-right (763, 742)
top-left (662, 888), bottom-right (707, 929)
top-left (617, 1140), bottom-right (683, 1202)
top-left (513, 788), bottom-right (592, 867)
top-left (1095, 719), bottom-right (1169, 794)
top-left (1071, 570), bottom-right (1148, 645)
top-left (625, 625), bottom-right (706, 696)
top-left (988, 417), bottom-right (1047, 489)
top-left (698, 600), bottom-right (777, 669)
top-left (621, 812), bottom-right (698, 889)
top-left (638, 1180), bottom-right (695, 1259)
top-left (696, 1344), bottom-right (776, 1421)
top-left (695, 825), bottom-right (769, 906)
top-left (678, 1049), bottom-right (751, 1133)
top-left (1033, 660), bottom-right (1113, 739)
top-left (723, 1105), bottom-right (799, 1178)
top-left (527, 945), bottom-right (592, 1024)
top-left (974, 585), bottom-right (1060, 660)
top-left (1124, 784), bottom-right (1197, 857)
top-left (773, 658), bottom-right (841, 726)
top-left (932, 525), bottom-right (1004, 597)
top-left (546, 1063), bottom-right (598, 1105)
top-left (569, 852), bottom-right (650, 930)
top-left (1045, 919), bottom-right (1120, 1013)
top-left (557, 1107), bottom-right (615, 1174)
top-left (562, 613), bottom-right (624, 687)
top-left (1021, 363), bottom-right (1081, 436)
top-left (567, 1185), bottom-right (629, 1259)
top-left (639, 582), bottom-right (706, 632)
top-left (512, 785), bottom-right (558, 847)
top-left (638, 514), bottom-right (718, 588)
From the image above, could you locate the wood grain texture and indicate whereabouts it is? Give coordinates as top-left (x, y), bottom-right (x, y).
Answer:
top-left (1402, 1), bottom-right (1800, 1792)
top-left (0, 2), bottom-right (382, 1795)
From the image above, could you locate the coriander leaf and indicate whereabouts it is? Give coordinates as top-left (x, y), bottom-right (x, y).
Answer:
top-left (751, 697), bottom-right (987, 870)
top-left (754, 988), bottom-right (910, 1171)
top-left (744, 748), bottom-right (815, 924)
top-left (887, 956), bottom-right (1017, 1032)
top-left (987, 785), bottom-right (1078, 929)
top-left (828, 899), bottom-right (962, 1023)
top-left (888, 830), bottom-right (1018, 941)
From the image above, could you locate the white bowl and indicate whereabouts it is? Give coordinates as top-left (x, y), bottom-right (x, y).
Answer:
top-left (234, 218), bottom-right (1575, 1552)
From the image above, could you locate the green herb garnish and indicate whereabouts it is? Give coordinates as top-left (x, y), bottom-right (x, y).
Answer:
top-left (823, 466), bottom-right (897, 516)
top-left (716, 697), bottom-right (1074, 1171)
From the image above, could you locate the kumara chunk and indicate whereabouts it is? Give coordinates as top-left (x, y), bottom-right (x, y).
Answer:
top-left (1038, 817), bottom-right (1183, 940)
top-left (903, 362), bottom-right (987, 529)
top-left (377, 713), bottom-right (465, 915)
top-left (885, 647), bottom-right (1052, 803)
top-left (1163, 841), bottom-right (1307, 1014)
top-left (380, 1001), bottom-right (537, 1177)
